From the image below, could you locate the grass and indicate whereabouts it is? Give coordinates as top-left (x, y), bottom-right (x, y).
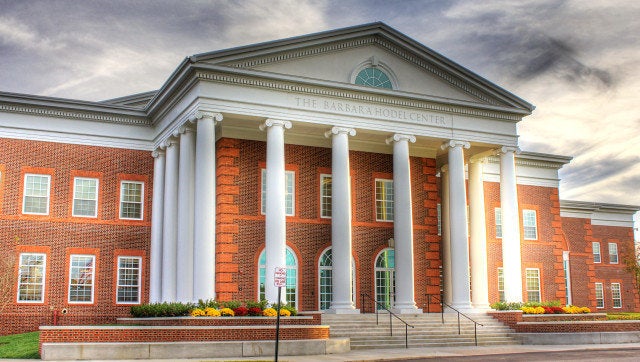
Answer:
top-left (0, 331), bottom-right (40, 359)
top-left (606, 312), bottom-right (640, 320)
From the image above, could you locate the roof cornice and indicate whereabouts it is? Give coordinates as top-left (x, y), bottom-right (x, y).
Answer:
top-left (560, 200), bottom-right (640, 214)
top-left (0, 91), bottom-right (149, 125)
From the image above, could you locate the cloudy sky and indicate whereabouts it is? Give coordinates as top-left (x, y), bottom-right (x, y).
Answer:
top-left (1, 1), bottom-right (638, 218)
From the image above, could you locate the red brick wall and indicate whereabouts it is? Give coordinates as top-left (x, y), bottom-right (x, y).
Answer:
top-left (562, 216), bottom-right (639, 312)
top-left (227, 138), bottom-right (438, 312)
top-left (485, 183), bottom-right (566, 304)
top-left (0, 138), bottom-right (153, 335)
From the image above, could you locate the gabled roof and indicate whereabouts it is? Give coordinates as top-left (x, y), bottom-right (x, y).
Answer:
top-left (184, 22), bottom-right (534, 113)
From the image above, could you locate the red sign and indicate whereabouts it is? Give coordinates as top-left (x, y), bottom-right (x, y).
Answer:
top-left (274, 267), bottom-right (286, 287)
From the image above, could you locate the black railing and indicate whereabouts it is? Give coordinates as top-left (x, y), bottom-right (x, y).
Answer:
top-left (360, 293), bottom-right (415, 348)
top-left (425, 294), bottom-right (483, 346)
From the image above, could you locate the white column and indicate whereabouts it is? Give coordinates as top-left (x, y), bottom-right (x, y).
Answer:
top-left (149, 149), bottom-right (165, 303)
top-left (259, 119), bottom-right (292, 305)
top-left (469, 157), bottom-right (489, 309)
top-left (387, 134), bottom-right (421, 314)
top-left (499, 146), bottom-right (523, 302)
top-left (325, 126), bottom-right (358, 314)
top-left (176, 125), bottom-right (196, 302)
top-left (441, 140), bottom-right (472, 311)
top-left (441, 166), bottom-right (452, 306)
top-left (192, 111), bottom-right (222, 302)
top-left (161, 137), bottom-right (179, 302)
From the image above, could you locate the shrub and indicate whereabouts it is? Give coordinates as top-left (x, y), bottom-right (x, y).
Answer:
top-left (246, 299), bottom-right (269, 310)
top-left (263, 308), bottom-right (277, 317)
top-left (196, 299), bottom-right (220, 309)
top-left (220, 308), bottom-right (235, 316)
top-left (490, 301), bottom-right (523, 311)
top-left (279, 308), bottom-right (291, 317)
top-left (221, 301), bottom-right (242, 310)
top-left (233, 306), bottom-right (249, 316)
top-left (248, 307), bottom-right (263, 316)
top-left (131, 302), bottom-right (194, 317)
top-left (280, 304), bottom-right (298, 316)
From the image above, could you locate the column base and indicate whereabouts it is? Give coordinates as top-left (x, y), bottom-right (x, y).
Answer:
top-left (448, 301), bottom-right (474, 314)
top-left (471, 303), bottom-right (491, 310)
top-left (392, 303), bottom-right (423, 315)
top-left (325, 307), bottom-right (361, 315)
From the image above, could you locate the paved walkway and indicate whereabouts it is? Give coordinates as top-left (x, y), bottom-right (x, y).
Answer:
top-left (6, 343), bottom-right (640, 361)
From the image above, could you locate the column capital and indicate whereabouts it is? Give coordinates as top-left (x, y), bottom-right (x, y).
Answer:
top-left (188, 110), bottom-right (223, 123)
top-left (441, 140), bottom-right (470, 150)
top-left (324, 126), bottom-right (356, 138)
top-left (175, 123), bottom-right (195, 136)
top-left (163, 137), bottom-right (179, 148)
top-left (495, 146), bottom-right (521, 155)
top-left (385, 133), bottom-right (416, 145)
top-left (151, 149), bottom-right (165, 158)
top-left (259, 118), bottom-right (292, 131)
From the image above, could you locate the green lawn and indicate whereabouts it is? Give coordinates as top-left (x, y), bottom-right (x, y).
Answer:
top-left (606, 312), bottom-right (640, 320)
top-left (0, 331), bottom-right (40, 359)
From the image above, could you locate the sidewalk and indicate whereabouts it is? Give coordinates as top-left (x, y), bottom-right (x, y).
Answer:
top-left (7, 343), bottom-right (640, 362)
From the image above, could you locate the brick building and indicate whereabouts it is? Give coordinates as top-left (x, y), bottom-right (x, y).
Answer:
top-left (0, 23), bottom-right (637, 335)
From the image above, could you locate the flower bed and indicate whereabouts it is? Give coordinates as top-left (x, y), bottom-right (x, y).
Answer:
top-left (131, 300), bottom-right (298, 319)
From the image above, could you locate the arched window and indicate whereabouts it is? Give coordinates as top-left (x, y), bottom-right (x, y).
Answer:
top-left (354, 67), bottom-right (393, 89)
top-left (258, 247), bottom-right (298, 307)
top-left (375, 248), bottom-right (395, 309)
top-left (318, 247), bottom-right (356, 310)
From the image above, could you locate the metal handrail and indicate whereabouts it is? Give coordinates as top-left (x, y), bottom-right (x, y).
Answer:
top-left (360, 293), bottom-right (415, 348)
top-left (425, 294), bottom-right (484, 346)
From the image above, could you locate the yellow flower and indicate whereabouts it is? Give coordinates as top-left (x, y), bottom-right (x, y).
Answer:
top-left (204, 307), bottom-right (221, 317)
top-left (190, 308), bottom-right (205, 317)
top-left (521, 306), bottom-right (545, 314)
top-left (263, 308), bottom-right (277, 317)
top-left (279, 309), bottom-right (291, 317)
top-left (220, 308), bottom-right (235, 316)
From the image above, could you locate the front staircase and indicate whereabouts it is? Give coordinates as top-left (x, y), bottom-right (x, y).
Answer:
top-left (322, 312), bottom-right (520, 349)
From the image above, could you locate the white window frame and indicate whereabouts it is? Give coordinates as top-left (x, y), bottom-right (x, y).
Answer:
top-left (320, 174), bottom-right (332, 218)
top-left (261, 169), bottom-right (295, 216)
top-left (522, 209), bottom-right (538, 240)
top-left (317, 247), bottom-right (356, 310)
top-left (375, 178), bottom-right (394, 222)
top-left (116, 256), bottom-right (142, 304)
top-left (595, 282), bottom-right (604, 308)
top-left (497, 267), bottom-right (505, 302)
top-left (593, 242), bottom-right (601, 263)
top-left (17, 253), bottom-right (46, 303)
top-left (22, 173), bottom-right (51, 215)
top-left (68, 254), bottom-right (96, 304)
top-left (72, 177), bottom-right (99, 218)
top-left (609, 243), bottom-right (619, 264)
top-left (525, 268), bottom-right (541, 302)
top-left (611, 283), bottom-right (622, 308)
top-left (258, 247), bottom-right (298, 307)
top-left (495, 208), bottom-right (502, 238)
top-left (119, 181), bottom-right (144, 220)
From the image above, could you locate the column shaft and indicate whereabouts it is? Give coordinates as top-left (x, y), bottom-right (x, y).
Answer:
top-left (161, 138), bottom-right (179, 302)
top-left (260, 119), bottom-right (291, 305)
top-left (149, 150), bottom-right (165, 303)
top-left (193, 112), bottom-right (221, 302)
top-left (469, 159), bottom-right (489, 309)
top-left (442, 140), bottom-right (472, 311)
top-left (326, 127), bottom-right (358, 314)
top-left (441, 167), bottom-right (452, 305)
top-left (499, 147), bottom-right (523, 302)
top-left (389, 134), bottom-right (420, 314)
top-left (176, 127), bottom-right (195, 302)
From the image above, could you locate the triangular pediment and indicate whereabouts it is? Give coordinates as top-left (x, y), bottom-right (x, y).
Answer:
top-left (190, 23), bottom-right (533, 113)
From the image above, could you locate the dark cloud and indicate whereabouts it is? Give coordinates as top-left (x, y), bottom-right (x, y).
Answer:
top-left (561, 154), bottom-right (640, 187)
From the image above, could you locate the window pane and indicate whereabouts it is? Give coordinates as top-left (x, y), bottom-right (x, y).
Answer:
top-left (17, 253), bottom-right (46, 302)
top-left (595, 283), bottom-right (604, 308)
top-left (69, 255), bottom-right (95, 303)
top-left (320, 175), bottom-right (332, 218)
top-left (117, 257), bottom-right (140, 303)
top-left (120, 181), bottom-right (143, 219)
top-left (609, 243), bottom-right (618, 264)
top-left (611, 283), bottom-right (622, 308)
top-left (23, 174), bottom-right (50, 214)
top-left (593, 242), bottom-right (601, 263)
top-left (523, 210), bottom-right (537, 240)
top-left (497, 268), bottom-right (505, 302)
top-left (258, 248), bottom-right (297, 308)
top-left (261, 170), bottom-right (295, 216)
top-left (375, 179), bottom-right (393, 221)
top-left (495, 208), bottom-right (502, 238)
top-left (526, 268), bottom-right (540, 302)
top-left (73, 178), bottom-right (98, 217)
